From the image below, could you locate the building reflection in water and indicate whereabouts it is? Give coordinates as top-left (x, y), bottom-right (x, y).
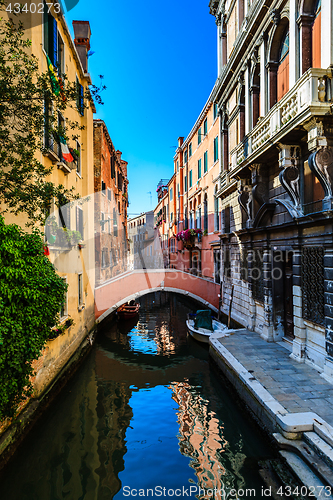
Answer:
top-left (170, 381), bottom-right (247, 498)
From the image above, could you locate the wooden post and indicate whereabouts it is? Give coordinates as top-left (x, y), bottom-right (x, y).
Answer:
top-left (228, 285), bottom-right (234, 329)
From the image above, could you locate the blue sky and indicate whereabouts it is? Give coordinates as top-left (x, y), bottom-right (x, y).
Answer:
top-left (65, 0), bottom-right (217, 216)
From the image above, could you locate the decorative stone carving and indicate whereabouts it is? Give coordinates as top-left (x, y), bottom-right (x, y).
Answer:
top-left (251, 164), bottom-right (268, 208)
top-left (277, 145), bottom-right (303, 218)
top-left (308, 146), bottom-right (333, 209)
top-left (270, 8), bottom-right (280, 25)
top-left (238, 180), bottom-right (252, 227)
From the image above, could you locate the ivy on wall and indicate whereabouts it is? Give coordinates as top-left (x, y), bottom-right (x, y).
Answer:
top-left (0, 217), bottom-right (67, 418)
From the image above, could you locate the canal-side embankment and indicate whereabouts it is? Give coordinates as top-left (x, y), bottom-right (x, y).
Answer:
top-left (209, 329), bottom-right (333, 493)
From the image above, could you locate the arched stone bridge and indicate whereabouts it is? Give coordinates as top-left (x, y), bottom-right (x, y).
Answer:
top-left (95, 269), bottom-right (220, 324)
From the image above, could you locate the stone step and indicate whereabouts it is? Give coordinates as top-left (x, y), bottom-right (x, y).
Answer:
top-left (279, 450), bottom-right (333, 499)
top-left (274, 433), bottom-right (333, 489)
top-left (303, 431), bottom-right (333, 469)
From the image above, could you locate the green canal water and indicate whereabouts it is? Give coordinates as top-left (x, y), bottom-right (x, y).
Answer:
top-left (0, 292), bottom-right (276, 499)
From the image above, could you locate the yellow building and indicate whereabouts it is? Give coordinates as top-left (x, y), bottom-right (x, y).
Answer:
top-left (2, 4), bottom-right (96, 397)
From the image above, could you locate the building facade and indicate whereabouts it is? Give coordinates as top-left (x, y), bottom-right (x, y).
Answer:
top-left (93, 119), bottom-right (129, 285)
top-left (209, 0), bottom-right (333, 380)
top-left (128, 211), bottom-right (160, 270)
top-left (154, 0), bottom-right (333, 382)
top-left (2, 6), bottom-right (96, 397)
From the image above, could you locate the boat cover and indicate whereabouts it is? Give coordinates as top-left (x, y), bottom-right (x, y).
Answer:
top-left (194, 310), bottom-right (213, 331)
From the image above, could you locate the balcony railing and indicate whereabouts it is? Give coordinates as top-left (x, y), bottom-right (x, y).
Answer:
top-left (230, 68), bottom-right (332, 173)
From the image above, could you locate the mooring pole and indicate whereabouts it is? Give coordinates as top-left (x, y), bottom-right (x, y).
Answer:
top-left (228, 284), bottom-right (234, 329)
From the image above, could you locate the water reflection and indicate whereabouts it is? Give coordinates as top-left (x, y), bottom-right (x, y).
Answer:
top-left (0, 293), bottom-right (274, 500)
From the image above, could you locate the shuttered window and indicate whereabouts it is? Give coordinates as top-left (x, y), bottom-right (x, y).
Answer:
top-left (76, 207), bottom-right (84, 239)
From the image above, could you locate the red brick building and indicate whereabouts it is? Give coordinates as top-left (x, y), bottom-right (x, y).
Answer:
top-left (93, 120), bottom-right (129, 284)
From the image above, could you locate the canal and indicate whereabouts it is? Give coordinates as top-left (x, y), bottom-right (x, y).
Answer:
top-left (0, 292), bottom-right (277, 499)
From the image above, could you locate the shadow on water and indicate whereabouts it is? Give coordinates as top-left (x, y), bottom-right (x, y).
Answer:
top-left (0, 292), bottom-right (276, 500)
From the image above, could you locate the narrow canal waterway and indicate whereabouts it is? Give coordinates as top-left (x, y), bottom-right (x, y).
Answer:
top-left (0, 293), bottom-right (276, 499)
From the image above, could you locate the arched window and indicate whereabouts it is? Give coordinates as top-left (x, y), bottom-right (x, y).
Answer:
top-left (312, 0), bottom-right (321, 68)
top-left (277, 30), bottom-right (289, 101)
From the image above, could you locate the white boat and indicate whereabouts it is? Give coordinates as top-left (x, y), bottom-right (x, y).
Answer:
top-left (186, 310), bottom-right (229, 343)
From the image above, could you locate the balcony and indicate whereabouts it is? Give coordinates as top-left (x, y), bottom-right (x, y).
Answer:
top-left (230, 68), bottom-right (332, 176)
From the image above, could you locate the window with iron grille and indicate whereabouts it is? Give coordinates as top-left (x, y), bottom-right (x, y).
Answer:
top-left (240, 248), bottom-right (248, 281)
top-left (224, 247), bottom-right (231, 278)
top-left (251, 249), bottom-right (264, 302)
top-left (302, 246), bottom-right (324, 325)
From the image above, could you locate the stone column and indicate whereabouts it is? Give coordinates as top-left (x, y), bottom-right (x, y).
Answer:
top-left (267, 61), bottom-right (278, 109)
top-left (290, 248), bottom-right (306, 363)
top-left (297, 14), bottom-right (313, 75)
top-left (324, 248), bottom-right (333, 382)
top-left (260, 40), bottom-right (266, 116)
top-left (245, 67), bottom-right (250, 135)
top-left (221, 21), bottom-right (227, 67)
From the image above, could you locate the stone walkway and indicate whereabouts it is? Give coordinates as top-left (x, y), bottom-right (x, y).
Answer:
top-left (216, 330), bottom-right (333, 427)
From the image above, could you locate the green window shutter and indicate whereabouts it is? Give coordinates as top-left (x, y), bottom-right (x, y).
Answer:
top-left (198, 128), bottom-right (201, 145)
top-left (214, 137), bottom-right (219, 162)
top-left (204, 119), bottom-right (207, 135)
top-left (184, 176), bottom-right (187, 192)
top-left (189, 170), bottom-right (192, 187)
top-left (189, 143), bottom-right (192, 157)
top-left (204, 151), bottom-right (208, 173)
top-left (198, 159), bottom-right (201, 179)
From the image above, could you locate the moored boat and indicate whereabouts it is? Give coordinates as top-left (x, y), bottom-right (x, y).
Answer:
top-left (186, 310), bottom-right (228, 343)
top-left (117, 301), bottom-right (140, 320)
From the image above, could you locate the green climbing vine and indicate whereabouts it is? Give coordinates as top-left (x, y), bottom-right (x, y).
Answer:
top-left (0, 217), bottom-right (67, 418)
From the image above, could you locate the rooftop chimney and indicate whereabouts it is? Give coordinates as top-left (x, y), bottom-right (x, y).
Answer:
top-left (73, 21), bottom-right (91, 73)
top-left (178, 137), bottom-right (184, 147)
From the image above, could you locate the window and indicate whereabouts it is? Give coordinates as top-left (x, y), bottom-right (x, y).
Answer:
top-left (214, 191), bottom-right (219, 231)
top-left (113, 208), bottom-right (118, 236)
top-left (76, 77), bottom-right (84, 116)
top-left (170, 238), bottom-right (176, 253)
top-left (177, 183), bottom-right (180, 198)
top-left (102, 248), bottom-right (108, 268)
top-left (213, 103), bottom-right (218, 120)
top-left (224, 206), bottom-right (230, 233)
top-left (43, 4), bottom-right (57, 66)
top-left (57, 32), bottom-right (64, 75)
top-left (78, 273), bottom-right (83, 306)
top-left (108, 217), bottom-right (112, 234)
top-left (43, 98), bottom-right (52, 149)
top-left (204, 196), bottom-right (208, 231)
top-left (60, 277), bottom-right (68, 318)
top-left (184, 175), bottom-right (187, 192)
top-left (107, 188), bottom-right (111, 201)
top-left (111, 155), bottom-right (116, 178)
top-left (101, 180), bottom-right (106, 194)
top-left (184, 149), bottom-right (188, 164)
top-left (101, 212), bottom-right (105, 232)
top-left (198, 128), bottom-right (202, 145)
top-left (109, 250), bottom-right (113, 267)
top-left (59, 201), bottom-right (70, 229)
top-left (57, 112), bottom-right (65, 159)
top-left (204, 151), bottom-right (208, 173)
top-left (204, 118), bottom-right (207, 136)
top-left (277, 30), bottom-right (289, 101)
top-left (312, 0), bottom-right (321, 68)
top-left (214, 136), bottom-right (219, 162)
top-left (170, 188), bottom-right (173, 201)
top-left (76, 206), bottom-right (84, 239)
top-left (176, 161), bottom-right (179, 172)
top-left (198, 158), bottom-right (202, 179)
top-left (75, 140), bottom-right (81, 175)
top-left (189, 170), bottom-right (193, 188)
top-left (189, 143), bottom-right (192, 157)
